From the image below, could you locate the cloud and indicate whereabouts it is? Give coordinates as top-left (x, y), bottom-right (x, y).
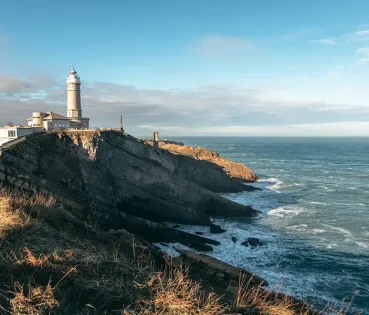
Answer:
top-left (356, 47), bottom-right (369, 55)
top-left (2, 73), bottom-right (369, 136)
top-left (192, 35), bottom-right (256, 59)
top-left (309, 38), bottom-right (336, 45)
top-left (0, 74), bottom-right (57, 95)
top-left (312, 26), bottom-right (369, 46)
top-left (356, 47), bottom-right (369, 63)
top-left (346, 28), bottom-right (369, 43)
top-left (355, 29), bottom-right (369, 36)
top-left (187, 122), bottom-right (369, 137)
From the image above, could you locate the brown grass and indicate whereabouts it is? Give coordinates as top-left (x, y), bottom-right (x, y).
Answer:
top-left (129, 265), bottom-right (228, 315)
top-left (10, 281), bottom-right (59, 315)
top-left (0, 192), bottom-right (27, 237)
top-left (0, 189), bottom-right (361, 314)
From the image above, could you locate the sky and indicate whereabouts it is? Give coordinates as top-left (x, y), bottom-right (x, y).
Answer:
top-left (1, 0), bottom-right (369, 137)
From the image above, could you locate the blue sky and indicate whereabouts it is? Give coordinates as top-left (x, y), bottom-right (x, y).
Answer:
top-left (1, 0), bottom-right (369, 136)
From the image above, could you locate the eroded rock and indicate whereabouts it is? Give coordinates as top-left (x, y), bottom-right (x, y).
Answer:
top-left (210, 223), bottom-right (226, 234)
top-left (241, 241), bottom-right (249, 247)
top-left (174, 249), bottom-right (268, 286)
top-left (248, 237), bottom-right (262, 247)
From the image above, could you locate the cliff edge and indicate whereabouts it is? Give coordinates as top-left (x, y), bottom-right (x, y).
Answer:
top-left (145, 140), bottom-right (259, 193)
top-left (0, 131), bottom-right (259, 237)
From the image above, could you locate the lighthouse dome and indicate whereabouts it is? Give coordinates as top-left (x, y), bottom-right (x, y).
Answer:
top-left (66, 66), bottom-right (81, 84)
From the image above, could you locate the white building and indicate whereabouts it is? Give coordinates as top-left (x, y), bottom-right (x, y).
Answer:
top-left (0, 126), bottom-right (42, 146)
top-left (26, 66), bottom-right (90, 131)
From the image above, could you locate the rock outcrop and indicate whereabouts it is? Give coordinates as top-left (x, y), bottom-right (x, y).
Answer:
top-left (173, 249), bottom-right (268, 286)
top-left (151, 141), bottom-right (259, 192)
top-left (0, 131), bottom-right (259, 232)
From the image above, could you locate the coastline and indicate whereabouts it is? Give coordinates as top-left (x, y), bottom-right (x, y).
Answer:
top-left (161, 137), bottom-right (369, 314)
top-left (1, 132), bottom-right (365, 313)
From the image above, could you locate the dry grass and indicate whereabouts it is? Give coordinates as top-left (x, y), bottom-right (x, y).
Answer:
top-left (0, 192), bottom-right (27, 237)
top-left (234, 273), bottom-right (360, 315)
top-left (234, 274), bottom-right (311, 315)
top-left (129, 265), bottom-right (228, 315)
top-left (0, 189), bottom-right (361, 314)
top-left (9, 281), bottom-right (59, 315)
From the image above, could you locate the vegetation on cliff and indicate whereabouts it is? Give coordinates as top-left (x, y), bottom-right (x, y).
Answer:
top-left (0, 191), bottom-right (355, 314)
top-left (0, 131), bottom-right (357, 314)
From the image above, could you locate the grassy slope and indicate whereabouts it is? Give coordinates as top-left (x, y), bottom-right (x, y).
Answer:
top-left (0, 190), bottom-right (353, 315)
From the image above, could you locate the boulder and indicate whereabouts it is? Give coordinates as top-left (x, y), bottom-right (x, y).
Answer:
top-left (248, 237), bottom-right (262, 247)
top-left (174, 249), bottom-right (268, 286)
top-left (118, 212), bottom-right (220, 250)
top-left (195, 231), bottom-right (203, 235)
top-left (241, 240), bottom-right (249, 247)
top-left (210, 223), bottom-right (226, 234)
top-left (232, 236), bottom-right (237, 244)
top-left (189, 242), bottom-right (213, 252)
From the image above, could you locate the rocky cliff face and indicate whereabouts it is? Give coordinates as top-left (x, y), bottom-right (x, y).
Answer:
top-left (151, 141), bottom-right (259, 192)
top-left (0, 131), bottom-right (259, 232)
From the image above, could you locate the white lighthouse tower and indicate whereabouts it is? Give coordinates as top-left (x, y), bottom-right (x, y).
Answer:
top-left (25, 66), bottom-right (90, 130)
top-left (65, 65), bottom-right (89, 129)
top-left (66, 65), bottom-right (82, 119)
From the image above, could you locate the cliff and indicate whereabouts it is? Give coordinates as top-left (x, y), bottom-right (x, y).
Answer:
top-left (0, 132), bottom-right (317, 314)
top-left (145, 140), bottom-right (259, 193)
top-left (0, 131), bottom-right (259, 244)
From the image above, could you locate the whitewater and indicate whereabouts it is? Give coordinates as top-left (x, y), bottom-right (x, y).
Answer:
top-left (156, 137), bottom-right (369, 314)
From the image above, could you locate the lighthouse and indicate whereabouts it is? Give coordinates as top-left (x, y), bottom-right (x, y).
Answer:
top-left (66, 65), bottom-right (82, 119)
top-left (25, 66), bottom-right (90, 130)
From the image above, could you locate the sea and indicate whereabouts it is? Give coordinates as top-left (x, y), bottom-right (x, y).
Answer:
top-left (156, 137), bottom-right (369, 314)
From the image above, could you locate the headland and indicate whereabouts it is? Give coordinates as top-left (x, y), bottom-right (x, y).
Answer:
top-left (0, 130), bottom-right (312, 314)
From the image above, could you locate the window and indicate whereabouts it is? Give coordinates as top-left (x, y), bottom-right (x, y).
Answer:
top-left (8, 130), bottom-right (16, 137)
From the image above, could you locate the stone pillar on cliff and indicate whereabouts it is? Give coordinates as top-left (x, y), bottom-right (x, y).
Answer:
top-left (153, 131), bottom-right (159, 149)
top-left (120, 115), bottom-right (124, 132)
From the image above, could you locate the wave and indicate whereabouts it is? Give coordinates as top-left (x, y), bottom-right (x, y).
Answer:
top-left (355, 241), bottom-right (369, 249)
top-left (268, 205), bottom-right (306, 218)
top-left (308, 201), bottom-right (328, 205)
top-left (319, 223), bottom-right (353, 238)
top-left (287, 225), bottom-right (325, 234)
top-left (287, 224), bottom-right (308, 231)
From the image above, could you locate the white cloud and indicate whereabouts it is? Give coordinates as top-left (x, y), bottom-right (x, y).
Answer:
top-left (2, 72), bottom-right (369, 137)
top-left (309, 38), bottom-right (336, 45)
top-left (356, 47), bottom-right (369, 55)
top-left (192, 35), bottom-right (256, 58)
top-left (186, 122), bottom-right (369, 137)
top-left (356, 47), bottom-right (369, 63)
top-left (354, 29), bottom-right (369, 37)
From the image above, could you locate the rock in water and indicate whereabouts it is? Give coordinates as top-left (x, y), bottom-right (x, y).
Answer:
top-left (210, 223), bottom-right (226, 234)
top-left (189, 242), bottom-right (213, 252)
top-left (174, 249), bottom-right (268, 286)
top-left (248, 237), bottom-right (262, 247)
top-left (241, 240), bottom-right (249, 247)
top-left (195, 231), bottom-right (203, 235)
top-left (232, 236), bottom-right (237, 243)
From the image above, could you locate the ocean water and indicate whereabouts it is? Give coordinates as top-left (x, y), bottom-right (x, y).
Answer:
top-left (157, 137), bottom-right (369, 314)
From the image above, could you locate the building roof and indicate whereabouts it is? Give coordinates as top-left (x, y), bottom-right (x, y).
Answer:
top-left (26, 112), bottom-right (47, 121)
top-left (43, 112), bottom-right (69, 120)
top-left (26, 111), bottom-right (70, 121)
